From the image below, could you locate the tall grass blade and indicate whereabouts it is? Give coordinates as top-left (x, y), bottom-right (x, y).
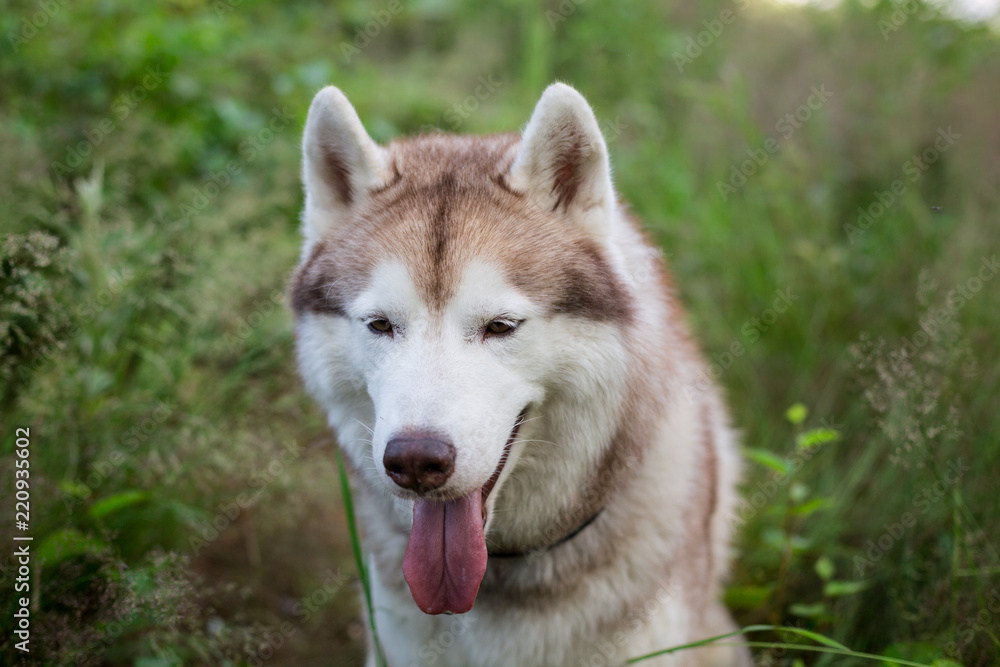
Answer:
top-left (335, 447), bottom-right (387, 667)
top-left (627, 625), bottom-right (932, 666)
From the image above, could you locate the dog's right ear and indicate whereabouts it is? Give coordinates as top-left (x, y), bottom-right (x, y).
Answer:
top-left (301, 86), bottom-right (389, 243)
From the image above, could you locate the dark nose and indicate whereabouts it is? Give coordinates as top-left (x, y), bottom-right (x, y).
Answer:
top-left (383, 433), bottom-right (455, 493)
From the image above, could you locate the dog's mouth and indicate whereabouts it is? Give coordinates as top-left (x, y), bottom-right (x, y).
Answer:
top-left (401, 408), bottom-right (527, 615)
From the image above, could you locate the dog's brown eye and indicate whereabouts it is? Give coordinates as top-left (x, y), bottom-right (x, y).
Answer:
top-left (368, 319), bottom-right (393, 334)
top-left (486, 321), bottom-right (513, 336)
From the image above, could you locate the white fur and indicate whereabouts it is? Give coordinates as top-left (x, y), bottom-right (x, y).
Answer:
top-left (294, 83), bottom-right (748, 667)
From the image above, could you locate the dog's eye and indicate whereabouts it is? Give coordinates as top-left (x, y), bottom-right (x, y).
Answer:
top-left (485, 321), bottom-right (514, 336)
top-left (368, 319), bottom-right (393, 334)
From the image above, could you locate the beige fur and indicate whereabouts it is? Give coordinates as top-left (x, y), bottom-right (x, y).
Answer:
top-left (291, 83), bottom-right (749, 667)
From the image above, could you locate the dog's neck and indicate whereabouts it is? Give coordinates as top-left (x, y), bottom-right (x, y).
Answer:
top-left (487, 505), bottom-right (606, 558)
top-left (481, 376), bottom-right (647, 556)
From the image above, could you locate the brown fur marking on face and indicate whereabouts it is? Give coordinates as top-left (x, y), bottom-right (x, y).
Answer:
top-left (289, 239), bottom-right (347, 316)
top-left (428, 171), bottom-right (457, 309)
top-left (292, 132), bottom-right (634, 324)
top-left (551, 241), bottom-right (632, 322)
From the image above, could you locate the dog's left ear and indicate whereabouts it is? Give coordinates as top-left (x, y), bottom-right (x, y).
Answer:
top-left (508, 83), bottom-right (616, 239)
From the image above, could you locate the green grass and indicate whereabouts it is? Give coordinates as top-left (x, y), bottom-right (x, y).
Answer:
top-left (2, 0), bottom-right (999, 665)
top-left (626, 625), bottom-right (945, 665)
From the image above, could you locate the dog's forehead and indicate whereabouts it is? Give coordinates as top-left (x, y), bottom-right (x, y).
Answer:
top-left (386, 132), bottom-right (521, 188)
top-left (291, 134), bottom-right (632, 323)
top-left (357, 257), bottom-right (539, 321)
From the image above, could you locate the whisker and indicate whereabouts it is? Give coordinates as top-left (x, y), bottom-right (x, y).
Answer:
top-left (322, 278), bottom-right (344, 303)
top-left (512, 438), bottom-right (562, 448)
top-left (515, 415), bottom-right (544, 427)
top-left (352, 418), bottom-right (375, 436)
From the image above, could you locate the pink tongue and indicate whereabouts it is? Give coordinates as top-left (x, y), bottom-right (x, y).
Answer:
top-left (402, 492), bottom-right (487, 614)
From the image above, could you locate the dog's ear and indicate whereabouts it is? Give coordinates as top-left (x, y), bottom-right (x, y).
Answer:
top-left (508, 83), bottom-right (615, 239)
top-left (301, 86), bottom-right (390, 242)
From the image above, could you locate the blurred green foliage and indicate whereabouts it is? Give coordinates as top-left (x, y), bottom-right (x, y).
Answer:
top-left (1, 0), bottom-right (998, 665)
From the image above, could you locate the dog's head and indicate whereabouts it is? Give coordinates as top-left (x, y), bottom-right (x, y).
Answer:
top-left (291, 83), bottom-right (632, 614)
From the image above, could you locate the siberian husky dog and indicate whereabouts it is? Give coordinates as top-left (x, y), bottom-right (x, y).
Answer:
top-left (290, 82), bottom-right (749, 667)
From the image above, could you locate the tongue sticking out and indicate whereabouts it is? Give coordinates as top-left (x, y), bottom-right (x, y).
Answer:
top-left (402, 491), bottom-right (488, 614)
